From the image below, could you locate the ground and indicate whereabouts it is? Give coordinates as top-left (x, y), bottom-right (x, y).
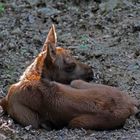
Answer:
top-left (0, 0), bottom-right (140, 139)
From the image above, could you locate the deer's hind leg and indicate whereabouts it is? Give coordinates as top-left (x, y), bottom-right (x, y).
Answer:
top-left (68, 114), bottom-right (125, 130)
top-left (9, 103), bottom-right (40, 129)
top-left (70, 80), bottom-right (94, 89)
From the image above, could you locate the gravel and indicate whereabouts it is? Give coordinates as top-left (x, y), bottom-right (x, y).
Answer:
top-left (0, 0), bottom-right (140, 139)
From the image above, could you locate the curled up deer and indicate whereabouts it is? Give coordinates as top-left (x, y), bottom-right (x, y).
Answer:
top-left (0, 25), bottom-right (140, 130)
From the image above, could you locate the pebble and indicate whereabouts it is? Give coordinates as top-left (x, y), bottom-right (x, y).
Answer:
top-left (26, 0), bottom-right (42, 7)
top-left (0, 134), bottom-right (6, 140)
top-left (25, 125), bottom-right (32, 131)
top-left (28, 14), bottom-right (35, 24)
top-left (11, 28), bottom-right (21, 35)
top-left (37, 7), bottom-right (61, 17)
top-left (133, 21), bottom-right (140, 32)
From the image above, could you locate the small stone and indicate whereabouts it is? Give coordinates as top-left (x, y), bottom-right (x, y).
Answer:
top-left (8, 42), bottom-right (15, 49)
top-left (26, 0), bottom-right (42, 7)
top-left (11, 28), bottom-right (21, 35)
top-left (33, 34), bottom-right (42, 45)
top-left (99, 0), bottom-right (122, 12)
top-left (10, 2), bottom-right (18, 10)
top-left (21, 134), bottom-right (28, 140)
top-left (24, 125), bottom-right (32, 131)
top-left (0, 30), bottom-right (9, 38)
top-left (7, 119), bottom-right (14, 126)
top-left (54, 2), bottom-right (66, 10)
top-left (133, 21), bottom-right (140, 32)
top-left (0, 133), bottom-right (6, 140)
top-left (37, 7), bottom-right (61, 18)
top-left (28, 14), bottom-right (35, 23)
top-left (33, 35), bottom-right (40, 41)
top-left (91, 3), bottom-right (99, 13)
top-left (0, 106), bottom-right (4, 116)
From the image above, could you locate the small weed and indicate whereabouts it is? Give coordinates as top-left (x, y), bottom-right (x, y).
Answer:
top-left (80, 34), bottom-right (88, 42)
top-left (79, 44), bottom-right (88, 49)
top-left (0, 3), bottom-right (5, 14)
top-left (79, 35), bottom-right (89, 49)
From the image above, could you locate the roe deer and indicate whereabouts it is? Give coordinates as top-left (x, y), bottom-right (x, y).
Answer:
top-left (0, 53), bottom-right (139, 130)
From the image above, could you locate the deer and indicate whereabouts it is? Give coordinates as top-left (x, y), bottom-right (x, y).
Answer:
top-left (0, 39), bottom-right (139, 130)
top-left (0, 26), bottom-right (139, 130)
top-left (0, 24), bottom-right (93, 127)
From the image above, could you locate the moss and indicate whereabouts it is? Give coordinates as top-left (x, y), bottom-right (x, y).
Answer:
top-left (0, 3), bottom-right (5, 14)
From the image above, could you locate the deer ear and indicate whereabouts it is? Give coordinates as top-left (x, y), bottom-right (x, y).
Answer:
top-left (42, 24), bottom-right (57, 51)
top-left (44, 43), bottom-right (56, 68)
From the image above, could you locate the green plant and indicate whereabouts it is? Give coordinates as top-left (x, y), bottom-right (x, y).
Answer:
top-left (79, 35), bottom-right (89, 49)
top-left (0, 3), bottom-right (5, 14)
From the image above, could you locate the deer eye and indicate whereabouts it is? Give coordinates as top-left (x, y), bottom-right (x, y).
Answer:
top-left (64, 63), bottom-right (76, 73)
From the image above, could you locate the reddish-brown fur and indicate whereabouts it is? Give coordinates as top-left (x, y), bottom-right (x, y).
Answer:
top-left (19, 25), bottom-right (93, 84)
top-left (1, 78), bottom-right (139, 130)
top-left (0, 25), bottom-right (139, 130)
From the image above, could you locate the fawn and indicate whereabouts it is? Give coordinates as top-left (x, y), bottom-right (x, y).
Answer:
top-left (0, 25), bottom-right (139, 130)
top-left (0, 24), bottom-right (93, 125)
top-left (0, 66), bottom-right (139, 130)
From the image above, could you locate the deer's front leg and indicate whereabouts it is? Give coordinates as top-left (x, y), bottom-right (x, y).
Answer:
top-left (9, 102), bottom-right (40, 129)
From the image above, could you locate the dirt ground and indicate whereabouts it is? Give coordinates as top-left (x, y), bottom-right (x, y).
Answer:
top-left (0, 0), bottom-right (140, 139)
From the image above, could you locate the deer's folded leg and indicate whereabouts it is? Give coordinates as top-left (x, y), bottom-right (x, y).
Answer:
top-left (70, 80), bottom-right (94, 89)
top-left (10, 103), bottom-right (40, 129)
top-left (68, 114), bottom-right (125, 130)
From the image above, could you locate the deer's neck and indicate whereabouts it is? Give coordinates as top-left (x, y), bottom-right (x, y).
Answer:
top-left (19, 61), bottom-right (40, 81)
